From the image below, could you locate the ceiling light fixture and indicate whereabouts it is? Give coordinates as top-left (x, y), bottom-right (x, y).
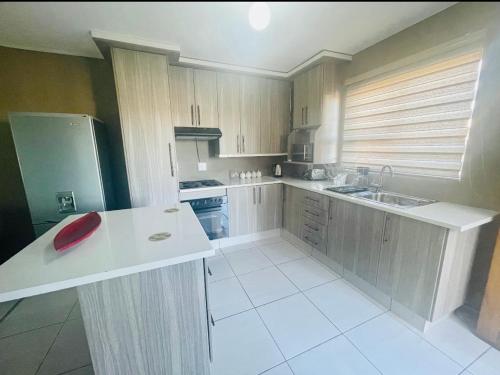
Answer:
top-left (248, 2), bottom-right (271, 31)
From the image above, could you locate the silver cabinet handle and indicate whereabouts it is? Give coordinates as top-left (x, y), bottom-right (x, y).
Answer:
top-left (301, 107), bottom-right (304, 126)
top-left (190, 105), bottom-right (194, 126)
top-left (242, 135), bottom-right (245, 152)
top-left (305, 223), bottom-right (319, 232)
top-left (259, 186), bottom-right (262, 204)
top-left (383, 216), bottom-right (391, 243)
top-left (237, 135), bottom-right (240, 153)
top-left (253, 187), bottom-right (256, 204)
top-left (305, 196), bottom-right (319, 203)
top-left (305, 106), bottom-right (308, 125)
top-left (211, 314), bottom-right (215, 326)
top-left (197, 105), bottom-right (201, 126)
top-left (168, 143), bottom-right (175, 177)
top-left (207, 266), bottom-right (212, 276)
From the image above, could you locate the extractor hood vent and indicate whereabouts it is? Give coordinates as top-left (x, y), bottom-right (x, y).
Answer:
top-left (174, 127), bottom-right (222, 141)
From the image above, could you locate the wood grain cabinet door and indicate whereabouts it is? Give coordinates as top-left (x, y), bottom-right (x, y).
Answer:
top-left (257, 184), bottom-right (283, 231)
top-left (193, 69), bottom-right (218, 128)
top-left (260, 79), bottom-right (290, 154)
top-left (305, 64), bottom-right (323, 127)
top-left (292, 73), bottom-right (307, 129)
top-left (111, 48), bottom-right (178, 208)
top-left (169, 66), bottom-right (196, 127)
top-left (240, 75), bottom-right (261, 154)
top-left (385, 217), bottom-right (448, 320)
top-left (228, 186), bottom-right (257, 236)
top-left (341, 201), bottom-right (385, 286)
top-left (217, 72), bottom-right (241, 155)
top-left (326, 198), bottom-right (345, 269)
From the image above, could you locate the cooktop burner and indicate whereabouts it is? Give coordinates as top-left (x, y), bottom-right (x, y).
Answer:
top-left (179, 179), bottom-right (224, 190)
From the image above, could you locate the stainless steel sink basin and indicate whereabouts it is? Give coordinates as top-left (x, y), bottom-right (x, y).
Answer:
top-left (348, 191), bottom-right (435, 208)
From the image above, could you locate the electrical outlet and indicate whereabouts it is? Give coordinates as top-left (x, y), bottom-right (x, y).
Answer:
top-left (198, 162), bottom-right (207, 171)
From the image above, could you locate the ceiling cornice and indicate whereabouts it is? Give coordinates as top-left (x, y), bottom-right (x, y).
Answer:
top-left (90, 30), bottom-right (352, 79)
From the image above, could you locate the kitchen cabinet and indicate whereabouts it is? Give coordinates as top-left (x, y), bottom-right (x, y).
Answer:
top-left (260, 79), bottom-right (290, 154)
top-left (257, 184), bottom-right (283, 232)
top-left (293, 64), bottom-right (322, 128)
top-left (111, 48), bottom-right (178, 207)
top-left (217, 72), bottom-right (241, 155)
top-left (283, 185), bottom-right (305, 239)
top-left (217, 73), bottom-right (289, 157)
top-left (169, 66), bottom-right (218, 128)
top-left (341, 201), bottom-right (386, 287)
top-left (228, 185), bottom-right (283, 237)
top-left (378, 215), bottom-right (448, 320)
top-left (326, 198), bottom-right (345, 270)
top-left (240, 75), bottom-right (261, 154)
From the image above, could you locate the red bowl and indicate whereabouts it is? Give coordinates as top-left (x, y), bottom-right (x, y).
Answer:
top-left (53, 212), bottom-right (101, 252)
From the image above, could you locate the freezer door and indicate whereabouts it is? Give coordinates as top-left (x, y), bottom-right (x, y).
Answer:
top-left (9, 113), bottom-right (106, 229)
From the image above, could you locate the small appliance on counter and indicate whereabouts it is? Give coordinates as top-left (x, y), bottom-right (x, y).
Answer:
top-left (272, 163), bottom-right (282, 177)
top-left (302, 168), bottom-right (327, 181)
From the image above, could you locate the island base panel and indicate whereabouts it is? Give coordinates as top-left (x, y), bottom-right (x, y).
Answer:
top-left (77, 259), bottom-right (210, 375)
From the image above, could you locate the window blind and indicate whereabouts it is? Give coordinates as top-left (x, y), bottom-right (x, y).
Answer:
top-left (342, 50), bottom-right (482, 179)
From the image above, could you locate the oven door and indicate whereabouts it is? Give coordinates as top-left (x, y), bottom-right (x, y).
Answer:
top-left (194, 205), bottom-right (229, 240)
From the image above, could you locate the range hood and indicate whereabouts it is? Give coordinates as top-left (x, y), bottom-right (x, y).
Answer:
top-left (174, 127), bottom-right (222, 141)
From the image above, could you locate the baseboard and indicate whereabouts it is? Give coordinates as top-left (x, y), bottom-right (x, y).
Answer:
top-left (342, 270), bottom-right (392, 310)
top-left (218, 229), bottom-right (281, 249)
top-left (280, 229), bottom-right (312, 255)
top-left (310, 248), bottom-right (343, 276)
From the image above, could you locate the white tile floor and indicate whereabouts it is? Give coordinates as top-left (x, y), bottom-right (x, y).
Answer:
top-left (0, 236), bottom-right (499, 375)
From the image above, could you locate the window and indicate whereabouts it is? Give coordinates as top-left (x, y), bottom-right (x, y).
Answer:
top-left (342, 49), bottom-right (482, 179)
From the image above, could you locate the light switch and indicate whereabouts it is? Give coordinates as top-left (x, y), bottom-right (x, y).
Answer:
top-left (198, 162), bottom-right (207, 171)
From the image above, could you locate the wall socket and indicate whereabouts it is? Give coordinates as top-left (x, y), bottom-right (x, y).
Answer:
top-left (197, 162), bottom-right (207, 171)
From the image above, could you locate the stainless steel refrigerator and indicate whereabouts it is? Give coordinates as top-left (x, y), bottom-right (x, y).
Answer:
top-left (9, 112), bottom-right (115, 237)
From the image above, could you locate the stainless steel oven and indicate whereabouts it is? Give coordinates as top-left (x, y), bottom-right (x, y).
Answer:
top-left (182, 195), bottom-right (229, 240)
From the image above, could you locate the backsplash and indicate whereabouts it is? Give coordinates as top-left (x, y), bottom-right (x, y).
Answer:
top-left (175, 140), bottom-right (286, 181)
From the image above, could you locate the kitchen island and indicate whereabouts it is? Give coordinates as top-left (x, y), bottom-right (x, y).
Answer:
top-left (0, 204), bottom-right (214, 375)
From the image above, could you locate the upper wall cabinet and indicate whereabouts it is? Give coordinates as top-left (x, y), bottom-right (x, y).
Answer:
top-left (292, 63), bottom-right (335, 129)
top-left (293, 64), bottom-right (322, 128)
top-left (260, 79), bottom-right (291, 154)
top-left (216, 73), bottom-right (290, 157)
top-left (169, 66), bottom-right (218, 128)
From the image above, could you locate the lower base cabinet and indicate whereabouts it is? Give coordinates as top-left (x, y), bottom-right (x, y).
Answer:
top-left (379, 215), bottom-right (448, 320)
top-left (228, 184), bottom-right (282, 237)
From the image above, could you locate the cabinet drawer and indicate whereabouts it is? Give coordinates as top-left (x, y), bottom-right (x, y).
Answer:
top-left (302, 217), bottom-right (327, 239)
top-left (302, 228), bottom-right (326, 254)
top-left (302, 205), bottom-right (328, 225)
top-left (303, 191), bottom-right (329, 210)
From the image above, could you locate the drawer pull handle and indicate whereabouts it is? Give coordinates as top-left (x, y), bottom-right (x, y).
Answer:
top-left (304, 209), bottom-right (319, 217)
top-left (305, 223), bottom-right (319, 232)
top-left (305, 197), bottom-right (319, 203)
top-left (207, 267), bottom-right (212, 276)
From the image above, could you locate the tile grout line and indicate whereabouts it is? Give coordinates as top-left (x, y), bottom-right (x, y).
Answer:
top-left (342, 333), bottom-right (384, 375)
top-left (458, 346), bottom-right (491, 375)
top-left (216, 237), bottom-right (483, 374)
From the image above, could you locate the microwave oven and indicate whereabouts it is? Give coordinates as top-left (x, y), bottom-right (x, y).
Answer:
top-left (291, 143), bottom-right (314, 162)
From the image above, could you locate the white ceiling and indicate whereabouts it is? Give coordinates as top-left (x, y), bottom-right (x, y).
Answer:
top-left (0, 2), bottom-right (455, 73)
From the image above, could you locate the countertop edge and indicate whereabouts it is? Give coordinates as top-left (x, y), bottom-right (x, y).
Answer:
top-left (179, 177), bottom-right (497, 232)
top-left (0, 248), bottom-right (215, 303)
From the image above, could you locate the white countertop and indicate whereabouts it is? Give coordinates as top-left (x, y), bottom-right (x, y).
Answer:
top-left (0, 204), bottom-right (214, 302)
top-left (179, 176), bottom-right (496, 232)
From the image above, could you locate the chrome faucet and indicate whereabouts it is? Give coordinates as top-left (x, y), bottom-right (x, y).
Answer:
top-left (371, 165), bottom-right (393, 192)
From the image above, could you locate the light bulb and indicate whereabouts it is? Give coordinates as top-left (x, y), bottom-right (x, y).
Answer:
top-left (248, 2), bottom-right (271, 31)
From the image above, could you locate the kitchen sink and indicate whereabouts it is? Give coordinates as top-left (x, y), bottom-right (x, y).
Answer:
top-left (348, 190), bottom-right (435, 208)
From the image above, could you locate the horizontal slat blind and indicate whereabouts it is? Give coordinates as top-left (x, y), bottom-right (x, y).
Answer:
top-left (343, 50), bottom-right (482, 179)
